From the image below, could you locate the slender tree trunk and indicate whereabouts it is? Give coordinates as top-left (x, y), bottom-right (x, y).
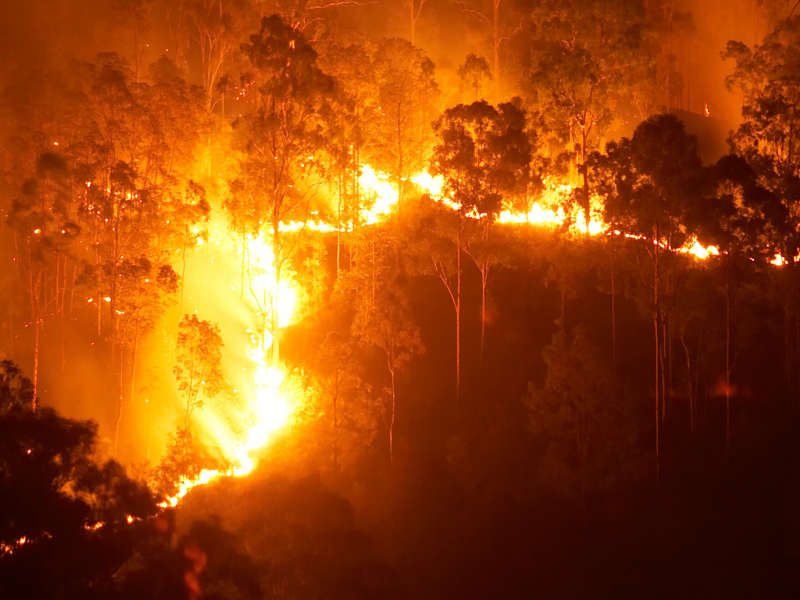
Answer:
top-left (480, 260), bottom-right (488, 362)
top-left (396, 102), bottom-right (404, 223)
top-left (456, 221), bottom-right (462, 401)
top-left (114, 340), bottom-right (124, 457)
top-left (681, 332), bottom-right (694, 433)
top-left (272, 178), bottom-right (282, 368)
top-left (333, 370), bottom-right (339, 481)
top-left (695, 328), bottom-right (703, 426)
top-left (493, 0), bottom-right (501, 94)
top-left (661, 319), bottom-right (667, 424)
top-left (581, 131), bottom-right (591, 233)
top-left (611, 237), bottom-right (617, 376)
top-left (410, 0), bottom-right (415, 45)
top-left (337, 170), bottom-right (342, 278)
top-left (130, 311), bottom-right (140, 432)
top-left (726, 276), bottom-right (731, 459)
top-left (8, 299), bottom-right (14, 361)
top-left (30, 263), bottom-right (41, 412)
top-left (388, 357), bottom-right (396, 465)
top-left (32, 300), bottom-right (39, 412)
top-left (181, 226), bottom-right (188, 315)
top-left (57, 257), bottom-right (65, 371)
top-left (654, 224), bottom-right (661, 488)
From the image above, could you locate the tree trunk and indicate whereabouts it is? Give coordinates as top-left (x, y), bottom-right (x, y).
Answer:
top-left (272, 195), bottom-right (282, 369)
top-left (581, 131), bottom-right (591, 234)
top-left (396, 102), bottom-right (404, 223)
top-left (410, 0), bottom-right (415, 45)
top-left (389, 358), bottom-right (396, 465)
top-left (181, 226), bottom-right (188, 314)
top-left (333, 370), bottom-right (339, 481)
top-left (493, 0), bottom-right (501, 94)
top-left (30, 264), bottom-right (41, 412)
top-left (114, 340), bottom-right (124, 457)
top-left (681, 332), bottom-right (694, 433)
top-left (654, 223), bottom-right (661, 488)
top-left (611, 237), bottom-right (617, 376)
top-left (130, 310), bottom-right (141, 436)
top-left (337, 170), bottom-right (342, 278)
top-left (726, 275), bottom-right (731, 459)
top-left (480, 259), bottom-right (489, 362)
top-left (661, 319), bottom-right (667, 423)
top-left (32, 301), bottom-right (39, 412)
top-left (456, 221), bottom-right (462, 401)
top-left (58, 257), bottom-right (66, 371)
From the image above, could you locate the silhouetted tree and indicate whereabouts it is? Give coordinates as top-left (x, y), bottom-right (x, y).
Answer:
top-left (595, 113), bottom-right (702, 483)
top-left (458, 53), bottom-right (492, 102)
top-left (526, 328), bottom-right (635, 506)
top-left (431, 99), bottom-right (530, 359)
top-left (0, 364), bottom-right (157, 599)
top-left (174, 314), bottom-right (225, 427)
top-left (352, 270), bottom-right (422, 464)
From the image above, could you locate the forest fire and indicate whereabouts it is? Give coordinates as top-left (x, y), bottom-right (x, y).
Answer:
top-left (165, 160), bottom-right (729, 508)
top-left (5, 2), bottom-right (800, 598)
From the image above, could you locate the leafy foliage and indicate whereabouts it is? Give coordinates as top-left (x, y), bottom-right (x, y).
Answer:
top-left (526, 328), bottom-right (636, 501)
top-left (174, 314), bottom-right (225, 426)
top-left (0, 363), bottom-right (157, 599)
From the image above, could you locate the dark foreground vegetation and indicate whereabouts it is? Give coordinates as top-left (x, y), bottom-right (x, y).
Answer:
top-left (5, 0), bottom-right (800, 598)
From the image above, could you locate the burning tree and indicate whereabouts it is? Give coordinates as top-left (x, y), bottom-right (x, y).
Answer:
top-left (527, 0), bottom-right (655, 227)
top-left (316, 42), bottom-right (380, 275)
top-left (229, 15), bottom-right (335, 368)
top-left (370, 38), bottom-right (438, 220)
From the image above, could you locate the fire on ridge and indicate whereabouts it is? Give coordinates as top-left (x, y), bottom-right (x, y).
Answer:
top-left (163, 164), bottom-right (747, 507)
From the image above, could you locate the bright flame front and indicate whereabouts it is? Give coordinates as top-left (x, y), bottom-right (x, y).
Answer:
top-left (162, 232), bottom-right (296, 507)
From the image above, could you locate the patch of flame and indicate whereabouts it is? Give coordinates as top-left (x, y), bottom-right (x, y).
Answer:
top-left (680, 240), bottom-right (719, 260)
top-left (411, 171), bottom-right (443, 197)
top-left (161, 233), bottom-right (296, 508)
top-left (245, 232), bottom-right (298, 329)
top-left (359, 165), bottom-right (399, 224)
